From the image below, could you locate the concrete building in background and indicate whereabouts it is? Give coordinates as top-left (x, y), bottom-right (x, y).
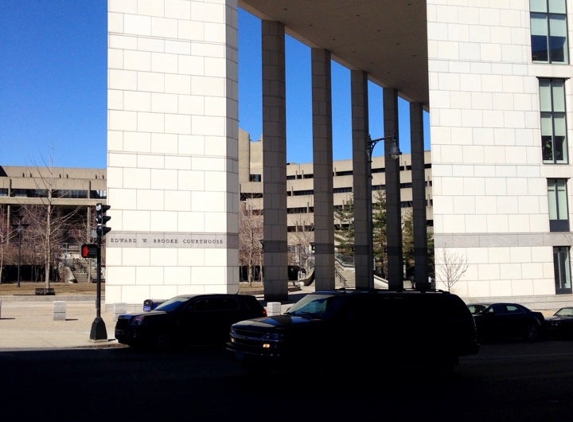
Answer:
top-left (238, 128), bottom-right (433, 252)
top-left (0, 166), bottom-right (107, 208)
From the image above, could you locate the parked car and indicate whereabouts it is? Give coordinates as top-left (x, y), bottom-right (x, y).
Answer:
top-left (115, 293), bottom-right (267, 350)
top-left (143, 299), bottom-right (165, 311)
top-left (467, 302), bottom-right (545, 342)
top-left (227, 289), bottom-right (479, 376)
top-left (544, 306), bottom-right (573, 339)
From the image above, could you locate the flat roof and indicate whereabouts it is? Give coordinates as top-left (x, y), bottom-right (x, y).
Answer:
top-left (240, 0), bottom-right (429, 107)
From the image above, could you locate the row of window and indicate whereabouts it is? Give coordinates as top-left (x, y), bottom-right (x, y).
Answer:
top-left (284, 163), bottom-right (433, 181)
top-left (530, 1), bottom-right (573, 293)
top-left (287, 181), bottom-right (433, 197)
top-left (0, 189), bottom-right (107, 199)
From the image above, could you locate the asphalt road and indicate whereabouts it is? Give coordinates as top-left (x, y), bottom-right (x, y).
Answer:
top-left (1, 340), bottom-right (572, 422)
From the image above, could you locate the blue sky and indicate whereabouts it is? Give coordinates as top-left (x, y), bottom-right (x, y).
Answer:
top-left (0, 1), bottom-right (429, 169)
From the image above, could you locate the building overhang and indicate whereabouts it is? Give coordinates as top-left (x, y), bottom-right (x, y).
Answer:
top-left (240, 0), bottom-right (429, 108)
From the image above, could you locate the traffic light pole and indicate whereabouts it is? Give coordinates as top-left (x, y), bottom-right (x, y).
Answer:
top-left (90, 219), bottom-right (108, 341)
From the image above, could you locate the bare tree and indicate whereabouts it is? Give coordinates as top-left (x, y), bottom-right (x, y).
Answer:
top-left (0, 206), bottom-right (8, 284)
top-left (21, 205), bottom-right (64, 286)
top-left (290, 222), bottom-right (314, 271)
top-left (1, 207), bottom-right (30, 284)
top-left (238, 202), bottom-right (263, 285)
top-left (18, 156), bottom-right (82, 288)
top-left (434, 247), bottom-right (468, 292)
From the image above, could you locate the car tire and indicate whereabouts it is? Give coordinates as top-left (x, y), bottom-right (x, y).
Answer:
top-left (153, 332), bottom-right (175, 351)
top-left (523, 323), bottom-right (541, 341)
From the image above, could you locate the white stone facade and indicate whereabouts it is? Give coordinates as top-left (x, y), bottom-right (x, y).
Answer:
top-left (102, 0), bottom-right (573, 307)
top-left (106, 0), bottom-right (240, 304)
top-left (427, 0), bottom-right (573, 300)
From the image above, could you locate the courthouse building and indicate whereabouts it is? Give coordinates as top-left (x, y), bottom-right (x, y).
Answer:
top-left (6, 1), bottom-right (573, 309)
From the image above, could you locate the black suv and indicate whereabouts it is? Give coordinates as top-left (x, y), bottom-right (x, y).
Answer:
top-left (227, 289), bottom-right (479, 374)
top-left (115, 293), bottom-right (266, 350)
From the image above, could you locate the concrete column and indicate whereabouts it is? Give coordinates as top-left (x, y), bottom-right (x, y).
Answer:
top-left (384, 87), bottom-right (402, 290)
top-left (262, 20), bottom-right (288, 302)
top-left (311, 48), bottom-right (335, 291)
top-left (351, 70), bottom-right (372, 289)
top-left (106, 0), bottom-right (240, 304)
top-left (410, 103), bottom-right (429, 289)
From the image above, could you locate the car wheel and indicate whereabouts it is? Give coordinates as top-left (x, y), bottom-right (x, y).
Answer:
top-left (153, 332), bottom-right (175, 351)
top-left (523, 324), bottom-right (540, 341)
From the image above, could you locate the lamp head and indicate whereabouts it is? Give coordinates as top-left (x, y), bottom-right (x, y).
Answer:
top-left (389, 136), bottom-right (401, 160)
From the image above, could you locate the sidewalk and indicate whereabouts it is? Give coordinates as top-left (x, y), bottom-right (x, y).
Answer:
top-left (0, 297), bottom-right (121, 351)
top-left (0, 285), bottom-right (314, 351)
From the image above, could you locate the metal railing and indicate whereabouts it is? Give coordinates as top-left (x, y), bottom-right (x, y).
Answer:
top-left (335, 266), bottom-right (349, 288)
top-left (334, 253), bottom-right (354, 268)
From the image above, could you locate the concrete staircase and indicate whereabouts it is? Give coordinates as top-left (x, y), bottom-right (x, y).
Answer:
top-left (69, 259), bottom-right (96, 283)
top-left (333, 262), bottom-right (390, 289)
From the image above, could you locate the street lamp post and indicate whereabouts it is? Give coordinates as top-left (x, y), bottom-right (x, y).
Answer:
top-left (11, 213), bottom-right (29, 288)
top-left (366, 134), bottom-right (401, 286)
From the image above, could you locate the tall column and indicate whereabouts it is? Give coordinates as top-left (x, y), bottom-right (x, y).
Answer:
top-left (384, 87), bottom-right (402, 290)
top-left (410, 103), bottom-right (429, 289)
top-left (106, 0), bottom-right (240, 305)
top-left (261, 20), bottom-right (288, 302)
top-left (351, 70), bottom-right (372, 289)
top-left (311, 48), bottom-right (335, 291)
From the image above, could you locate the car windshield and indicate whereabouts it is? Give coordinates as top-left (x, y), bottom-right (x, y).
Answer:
top-left (154, 296), bottom-right (190, 312)
top-left (285, 294), bottom-right (333, 318)
top-left (556, 307), bottom-right (573, 317)
top-left (467, 304), bottom-right (488, 315)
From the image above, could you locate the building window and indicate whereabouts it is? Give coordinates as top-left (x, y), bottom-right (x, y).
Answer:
top-left (90, 190), bottom-right (107, 199)
top-left (333, 187), bottom-right (352, 194)
top-left (553, 246), bottom-right (572, 294)
top-left (530, 0), bottom-right (569, 63)
top-left (292, 190), bottom-right (314, 196)
top-left (539, 78), bottom-right (567, 164)
top-left (249, 174), bottom-right (261, 182)
top-left (548, 178), bottom-right (569, 231)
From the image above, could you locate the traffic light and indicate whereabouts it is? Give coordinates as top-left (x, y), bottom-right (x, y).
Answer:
top-left (81, 243), bottom-right (98, 258)
top-left (95, 203), bottom-right (111, 237)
